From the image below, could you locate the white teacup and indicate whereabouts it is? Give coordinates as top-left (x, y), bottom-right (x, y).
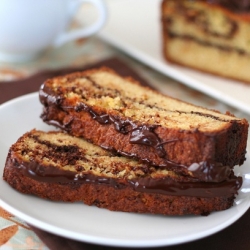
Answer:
top-left (0, 0), bottom-right (107, 62)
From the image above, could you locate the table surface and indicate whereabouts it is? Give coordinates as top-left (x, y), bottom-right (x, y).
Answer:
top-left (0, 35), bottom-right (250, 250)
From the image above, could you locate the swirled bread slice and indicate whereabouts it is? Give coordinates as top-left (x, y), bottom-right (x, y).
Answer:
top-left (3, 129), bottom-right (242, 215)
top-left (161, 0), bottom-right (250, 83)
top-left (39, 67), bottom-right (248, 183)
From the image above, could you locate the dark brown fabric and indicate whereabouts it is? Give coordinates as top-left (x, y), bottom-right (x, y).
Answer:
top-left (1, 57), bottom-right (249, 250)
top-left (0, 57), bottom-right (149, 104)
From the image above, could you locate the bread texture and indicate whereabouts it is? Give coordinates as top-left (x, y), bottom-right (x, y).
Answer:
top-left (161, 0), bottom-right (250, 83)
top-left (3, 129), bottom-right (243, 216)
top-left (39, 67), bottom-right (249, 183)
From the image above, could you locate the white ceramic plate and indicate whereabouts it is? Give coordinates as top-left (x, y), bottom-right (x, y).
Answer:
top-left (99, 0), bottom-right (250, 115)
top-left (0, 93), bottom-right (250, 248)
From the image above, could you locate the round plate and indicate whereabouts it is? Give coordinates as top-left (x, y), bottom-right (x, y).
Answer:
top-left (0, 93), bottom-right (249, 247)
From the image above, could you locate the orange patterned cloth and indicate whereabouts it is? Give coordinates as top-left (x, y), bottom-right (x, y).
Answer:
top-left (0, 207), bottom-right (48, 249)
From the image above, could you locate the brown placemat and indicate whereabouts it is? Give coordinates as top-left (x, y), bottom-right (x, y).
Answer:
top-left (1, 57), bottom-right (250, 250)
top-left (0, 57), bottom-right (149, 104)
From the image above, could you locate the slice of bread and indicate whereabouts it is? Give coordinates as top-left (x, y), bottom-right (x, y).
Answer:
top-left (3, 129), bottom-right (242, 215)
top-left (161, 0), bottom-right (250, 83)
top-left (39, 67), bottom-right (249, 182)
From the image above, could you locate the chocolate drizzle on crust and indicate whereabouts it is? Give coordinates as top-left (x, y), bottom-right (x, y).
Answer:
top-left (5, 157), bottom-right (242, 198)
top-left (39, 82), bottom-right (236, 183)
top-left (38, 72), bottom-right (247, 183)
top-left (75, 102), bottom-right (167, 157)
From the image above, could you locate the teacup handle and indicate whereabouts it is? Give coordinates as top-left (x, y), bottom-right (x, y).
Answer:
top-left (53, 0), bottom-right (107, 46)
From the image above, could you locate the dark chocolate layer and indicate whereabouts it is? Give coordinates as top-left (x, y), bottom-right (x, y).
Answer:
top-left (6, 157), bottom-right (242, 198)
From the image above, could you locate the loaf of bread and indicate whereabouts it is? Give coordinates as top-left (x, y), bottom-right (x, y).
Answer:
top-left (39, 67), bottom-right (249, 183)
top-left (161, 0), bottom-right (250, 83)
top-left (3, 129), bottom-right (243, 215)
